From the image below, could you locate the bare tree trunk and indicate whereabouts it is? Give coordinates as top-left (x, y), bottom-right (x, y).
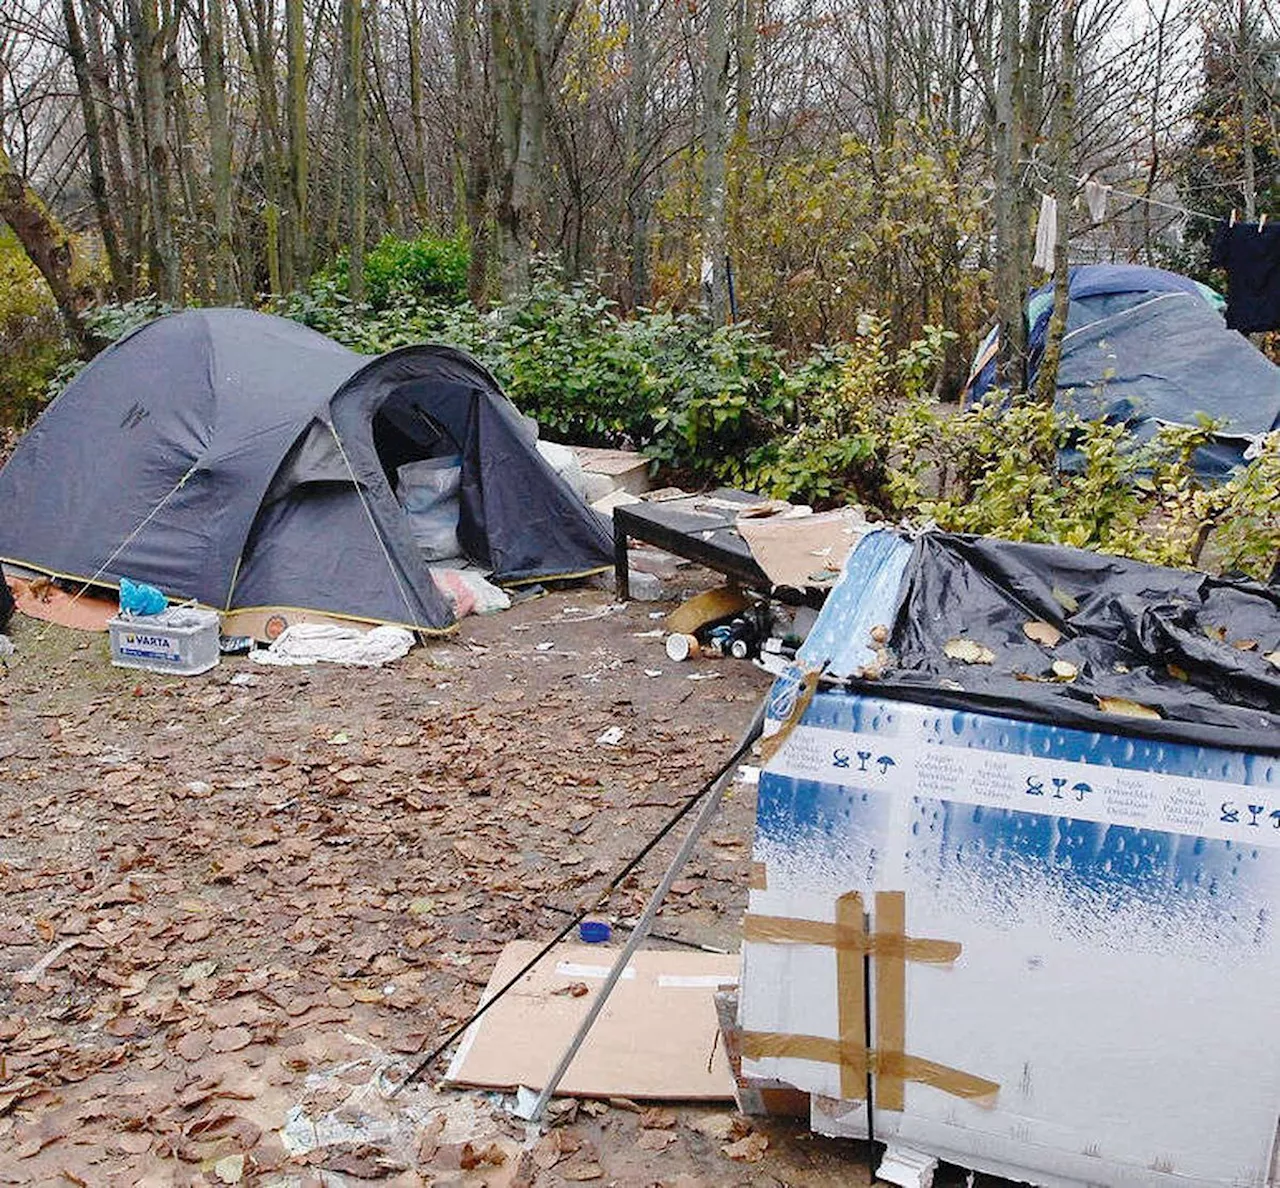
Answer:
top-left (195, 0), bottom-right (236, 302)
top-left (0, 141), bottom-right (87, 347)
top-left (701, 0), bottom-right (730, 324)
top-left (624, 0), bottom-right (651, 309)
top-left (63, 0), bottom-right (128, 297)
top-left (454, 0), bottom-right (492, 301)
top-left (86, 0), bottom-right (138, 294)
top-left (1239, 0), bottom-right (1257, 219)
top-left (286, 0), bottom-right (309, 283)
top-left (992, 0), bottom-right (1025, 388)
top-left (1034, 0), bottom-right (1075, 405)
top-left (233, 0), bottom-right (292, 293)
top-left (342, 0), bottom-right (367, 301)
top-left (405, 0), bottom-right (429, 219)
top-left (127, 0), bottom-right (181, 301)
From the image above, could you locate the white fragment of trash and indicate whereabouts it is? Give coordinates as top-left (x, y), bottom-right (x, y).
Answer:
top-left (644, 669), bottom-right (662, 678)
top-left (687, 672), bottom-right (721, 681)
top-left (252, 624), bottom-right (414, 668)
top-left (648, 611), bottom-right (665, 619)
top-left (229, 672), bottom-right (259, 687)
top-left (536, 641), bottom-right (555, 651)
top-left (510, 1084), bottom-right (540, 1121)
top-left (596, 726), bottom-right (626, 746)
top-left (632, 628), bottom-right (664, 638)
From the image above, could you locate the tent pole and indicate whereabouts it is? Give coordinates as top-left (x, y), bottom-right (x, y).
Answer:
top-left (526, 700), bottom-right (766, 1122)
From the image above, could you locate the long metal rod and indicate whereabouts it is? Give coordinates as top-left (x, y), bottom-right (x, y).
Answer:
top-left (527, 701), bottom-right (766, 1121)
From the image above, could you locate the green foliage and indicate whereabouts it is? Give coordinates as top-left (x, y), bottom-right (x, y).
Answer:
top-left (31, 266), bottom-right (1280, 586)
top-left (0, 228), bottom-right (71, 425)
top-left (320, 231), bottom-right (469, 310)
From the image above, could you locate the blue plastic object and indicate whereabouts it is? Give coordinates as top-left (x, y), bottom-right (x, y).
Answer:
top-left (578, 920), bottom-right (611, 944)
top-left (119, 577), bottom-right (168, 616)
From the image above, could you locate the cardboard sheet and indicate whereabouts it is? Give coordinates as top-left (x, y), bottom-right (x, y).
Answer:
top-left (445, 942), bottom-right (740, 1100)
top-left (8, 574), bottom-right (115, 632)
top-left (736, 508), bottom-right (868, 590)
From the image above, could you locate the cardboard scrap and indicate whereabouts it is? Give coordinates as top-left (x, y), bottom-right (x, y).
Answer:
top-left (736, 507), bottom-right (868, 590)
top-left (8, 573), bottom-right (115, 632)
top-left (445, 942), bottom-right (739, 1101)
top-left (666, 586), bottom-right (751, 636)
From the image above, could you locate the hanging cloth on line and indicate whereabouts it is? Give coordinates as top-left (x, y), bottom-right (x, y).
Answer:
top-left (1083, 179), bottom-right (1109, 224)
top-left (1209, 220), bottom-right (1280, 333)
top-left (1033, 194), bottom-right (1057, 271)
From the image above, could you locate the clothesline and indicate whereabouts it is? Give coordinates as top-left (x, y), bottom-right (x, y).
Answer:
top-left (1027, 161), bottom-right (1230, 224)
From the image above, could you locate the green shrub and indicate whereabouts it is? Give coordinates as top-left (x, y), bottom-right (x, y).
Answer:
top-left (321, 231), bottom-right (469, 310)
top-left (0, 228), bottom-right (72, 425)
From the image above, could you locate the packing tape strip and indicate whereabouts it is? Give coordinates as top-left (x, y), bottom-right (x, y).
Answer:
top-left (875, 891), bottom-right (908, 1111)
top-left (742, 914), bottom-right (960, 963)
top-left (749, 862), bottom-right (768, 891)
top-left (739, 1032), bottom-right (1000, 1104)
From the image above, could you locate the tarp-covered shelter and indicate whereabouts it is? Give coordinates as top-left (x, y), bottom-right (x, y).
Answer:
top-left (965, 264), bottom-right (1280, 476)
top-left (0, 309), bottom-right (612, 632)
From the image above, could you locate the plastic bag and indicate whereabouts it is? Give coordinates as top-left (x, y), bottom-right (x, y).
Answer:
top-left (396, 456), bottom-right (463, 562)
top-left (119, 577), bottom-right (168, 616)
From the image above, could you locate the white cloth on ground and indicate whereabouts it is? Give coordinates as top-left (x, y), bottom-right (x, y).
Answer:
top-left (251, 623), bottom-right (414, 667)
top-left (1033, 194), bottom-right (1058, 271)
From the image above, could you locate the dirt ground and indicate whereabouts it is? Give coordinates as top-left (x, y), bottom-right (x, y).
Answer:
top-left (0, 583), bottom-right (881, 1187)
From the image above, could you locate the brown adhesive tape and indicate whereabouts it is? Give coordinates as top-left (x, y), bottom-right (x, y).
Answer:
top-left (874, 891), bottom-right (907, 1112)
top-left (749, 862), bottom-right (768, 891)
top-left (740, 1034), bottom-right (999, 1105)
top-left (742, 914), bottom-right (960, 964)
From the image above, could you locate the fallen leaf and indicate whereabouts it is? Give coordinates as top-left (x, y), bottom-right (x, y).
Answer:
top-left (943, 638), bottom-right (994, 665)
top-left (1050, 660), bottom-right (1077, 681)
top-left (1022, 620), bottom-right (1061, 647)
top-left (175, 1031), bottom-right (209, 1061)
top-left (1097, 696), bottom-right (1161, 720)
top-left (1051, 586), bottom-right (1079, 614)
top-left (213, 1153), bottom-right (244, 1184)
top-left (1233, 639), bottom-right (1258, 651)
top-left (637, 1129), bottom-right (677, 1150)
top-left (210, 1026), bottom-right (252, 1053)
top-left (1265, 649), bottom-right (1280, 670)
top-left (551, 982), bottom-right (590, 998)
top-left (640, 1107), bottom-right (677, 1129)
top-left (722, 1132), bottom-right (769, 1162)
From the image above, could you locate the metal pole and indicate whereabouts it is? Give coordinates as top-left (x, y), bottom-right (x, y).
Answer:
top-left (527, 701), bottom-right (766, 1121)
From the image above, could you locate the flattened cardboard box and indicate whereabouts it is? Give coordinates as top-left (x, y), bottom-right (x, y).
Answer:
top-left (446, 942), bottom-right (739, 1100)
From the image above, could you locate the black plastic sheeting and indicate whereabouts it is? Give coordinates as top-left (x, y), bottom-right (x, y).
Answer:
top-left (866, 534), bottom-right (1280, 755)
top-left (0, 577), bottom-right (11, 633)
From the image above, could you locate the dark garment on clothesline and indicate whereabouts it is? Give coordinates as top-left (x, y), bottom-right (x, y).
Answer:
top-left (1209, 220), bottom-right (1280, 332)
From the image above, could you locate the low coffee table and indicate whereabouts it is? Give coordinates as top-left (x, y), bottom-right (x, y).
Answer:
top-left (612, 489), bottom-right (771, 599)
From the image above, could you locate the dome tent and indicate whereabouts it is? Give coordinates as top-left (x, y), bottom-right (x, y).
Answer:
top-left (965, 263), bottom-right (1280, 477)
top-left (0, 309), bottom-right (612, 634)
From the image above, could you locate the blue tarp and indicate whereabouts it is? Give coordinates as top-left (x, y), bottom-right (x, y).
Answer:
top-left (967, 264), bottom-right (1280, 477)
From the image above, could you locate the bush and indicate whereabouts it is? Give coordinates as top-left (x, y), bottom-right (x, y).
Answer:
top-left (320, 231), bottom-right (469, 310)
top-left (0, 228), bottom-right (71, 425)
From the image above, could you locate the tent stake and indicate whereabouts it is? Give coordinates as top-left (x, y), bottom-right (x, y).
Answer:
top-left (526, 702), bottom-right (765, 1122)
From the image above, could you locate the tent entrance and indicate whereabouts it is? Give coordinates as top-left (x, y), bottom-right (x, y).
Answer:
top-left (374, 380), bottom-right (477, 570)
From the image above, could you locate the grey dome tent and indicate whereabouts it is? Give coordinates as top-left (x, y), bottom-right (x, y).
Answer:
top-left (0, 308), bottom-right (612, 633)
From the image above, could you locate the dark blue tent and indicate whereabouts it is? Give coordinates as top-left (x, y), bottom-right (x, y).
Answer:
top-left (0, 310), bottom-right (612, 633)
top-left (965, 264), bottom-right (1280, 476)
